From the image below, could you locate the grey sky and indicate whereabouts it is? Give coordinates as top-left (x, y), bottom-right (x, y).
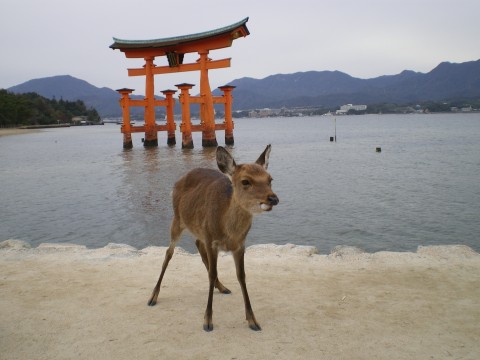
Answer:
top-left (1, 0), bottom-right (479, 95)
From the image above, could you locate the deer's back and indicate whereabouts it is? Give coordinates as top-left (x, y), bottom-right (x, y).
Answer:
top-left (173, 168), bottom-right (231, 202)
top-left (172, 168), bottom-right (235, 240)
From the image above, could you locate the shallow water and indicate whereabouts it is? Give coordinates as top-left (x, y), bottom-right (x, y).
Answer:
top-left (1, 113), bottom-right (479, 253)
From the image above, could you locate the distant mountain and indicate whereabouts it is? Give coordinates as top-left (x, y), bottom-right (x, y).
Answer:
top-left (7, 60), bottom-right (480, 116)
top-left (225, 60), bottom-right (480, 109)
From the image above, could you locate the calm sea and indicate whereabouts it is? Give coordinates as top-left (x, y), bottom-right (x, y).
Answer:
top-left (1, 113), bottom-right (479, 253)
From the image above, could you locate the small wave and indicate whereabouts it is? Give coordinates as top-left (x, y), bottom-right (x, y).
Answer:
top-left (1, 239), bottom-right (478, 261)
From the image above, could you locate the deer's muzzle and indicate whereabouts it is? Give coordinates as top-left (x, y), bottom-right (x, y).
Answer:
top-left (268, 194), bottom-right (279, 206)
top-left (260, 194), bottom-right (279, 211)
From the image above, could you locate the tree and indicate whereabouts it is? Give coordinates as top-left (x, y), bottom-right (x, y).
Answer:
top-left (0, 90), bottom-right (102, 127)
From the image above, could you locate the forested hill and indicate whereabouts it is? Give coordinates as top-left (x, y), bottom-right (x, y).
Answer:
top-left (0, 90), bottom-right (100, 128)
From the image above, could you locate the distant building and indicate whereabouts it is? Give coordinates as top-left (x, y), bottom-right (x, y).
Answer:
top-left (336, 104), bottom-right (367, 115)
top-left (249, 108), bottom-right (279, 118)
top-left (72, 116), bottom-right (88, 125)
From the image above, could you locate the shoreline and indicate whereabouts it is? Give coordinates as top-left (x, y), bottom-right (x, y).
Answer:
top-left (1, 239), bottom-right (479, 258)
top-left (2, 240), bottom-right (479, 359)
top-left (0, 127), bottom-right (41, 137)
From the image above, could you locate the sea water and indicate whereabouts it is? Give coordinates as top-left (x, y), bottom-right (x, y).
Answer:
top-left (1, 113), bottom-right (479, 253)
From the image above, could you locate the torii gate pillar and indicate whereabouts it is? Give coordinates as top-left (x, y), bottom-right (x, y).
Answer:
top-left (176, 83), bottom-right (194, 149)
top-left (143, 57), bottom-right (158, 147)
top-left (117, 88), bottom-right (134, 149)
top-left (218, 85), bottom-right (236, 145)
top-left (161, 89), bottom-right (177, 146)
top-left (198, 51), bottom-right (217, 147)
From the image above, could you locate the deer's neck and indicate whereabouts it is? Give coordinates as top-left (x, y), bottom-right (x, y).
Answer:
top-left (223, 196), bottom-right (253, 243)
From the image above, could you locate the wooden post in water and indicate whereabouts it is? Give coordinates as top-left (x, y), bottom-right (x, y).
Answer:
top-left (218, 85), bottom-right (235, 145)
top-left (161, 89), bottom-right (177, 146)
top-left (334, 117), bottom-right (337, 142)
top-left (143, 56), bottom-right (158, 147)
top-left (198, 51), bottom-right (217, 147)
top-left (176, 83), bottom-right (194, 149)
top-left (117, 88), bottom-right (134, 149)
top-left (330, 118), bottom-right (337, 142)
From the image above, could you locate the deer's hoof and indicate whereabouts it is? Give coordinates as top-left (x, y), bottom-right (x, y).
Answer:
top-left (203, 323), bottom-right (214, 332)
top-left (215, 281), bottom-right (231, 294)
top-left (249, 323), bottom-right (262, 331)
top-left (147, 299), bottom-right (157, 306)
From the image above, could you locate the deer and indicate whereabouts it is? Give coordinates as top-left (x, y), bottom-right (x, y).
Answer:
top-left (147, 144), bottom-right (279, 332)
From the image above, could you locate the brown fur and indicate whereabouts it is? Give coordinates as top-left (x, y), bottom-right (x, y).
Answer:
top-left (147, 145), bottom-right (279, 331)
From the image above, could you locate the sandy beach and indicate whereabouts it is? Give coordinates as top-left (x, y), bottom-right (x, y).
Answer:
top-left (0, 128), bottom-right (40, 137)
top-left (1, 240), bottom-right (479, 360)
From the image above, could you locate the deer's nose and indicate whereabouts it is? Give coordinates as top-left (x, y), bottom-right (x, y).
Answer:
top-left (268, 194), bottom-right (279, 206)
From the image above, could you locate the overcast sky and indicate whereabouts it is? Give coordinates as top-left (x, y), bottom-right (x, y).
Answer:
top-left (1, 0), bottom-right (479, 95)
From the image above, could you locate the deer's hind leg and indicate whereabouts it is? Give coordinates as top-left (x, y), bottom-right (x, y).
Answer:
top-left (195, 239), bottom-right (231, 294)
top-left (233, 246), bottom-right (261, 331)
top-left (147, 217), bottom-right (184, 306)
top-left (203, 244), bottom-right (220, 331)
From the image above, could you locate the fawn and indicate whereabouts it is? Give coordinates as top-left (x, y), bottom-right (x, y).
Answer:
top-left (147, 145), bottom-right (279, 331)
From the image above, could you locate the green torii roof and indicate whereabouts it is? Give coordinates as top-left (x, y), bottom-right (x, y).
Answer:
top-left (110, 17), bottom-right (249, 50)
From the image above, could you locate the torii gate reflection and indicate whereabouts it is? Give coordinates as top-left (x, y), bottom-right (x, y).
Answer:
top-left (110, 18), bottom-right (249, 149)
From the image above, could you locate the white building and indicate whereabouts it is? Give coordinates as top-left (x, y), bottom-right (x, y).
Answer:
top-left (336, 104), bottom-right (367, 114)
top-left (71, 116), bottom-right (88, 125)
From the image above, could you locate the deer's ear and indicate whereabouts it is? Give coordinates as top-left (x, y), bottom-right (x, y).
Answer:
top-left (217, 146), bottom-right (236, 176)
top-left (256, 144), bottom-right (271, 170)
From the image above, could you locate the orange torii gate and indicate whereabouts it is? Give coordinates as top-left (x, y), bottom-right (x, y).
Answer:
top-left (110, 18), bottom-right (250, 148)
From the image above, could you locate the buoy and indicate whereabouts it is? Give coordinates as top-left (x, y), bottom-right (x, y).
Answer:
top-left (376, 147), bottom-right (381, 152)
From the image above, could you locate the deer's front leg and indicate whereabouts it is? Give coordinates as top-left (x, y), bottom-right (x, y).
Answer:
top-left (233, 246), bottom-right (261, 331)
top-left (203, 245), bottom-right (218, 332)
top-left (196, 239), bottom-right (231, 294)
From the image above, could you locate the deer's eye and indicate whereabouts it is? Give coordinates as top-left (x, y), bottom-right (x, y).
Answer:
top-left (241, 179), bottom-right (251, 187)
